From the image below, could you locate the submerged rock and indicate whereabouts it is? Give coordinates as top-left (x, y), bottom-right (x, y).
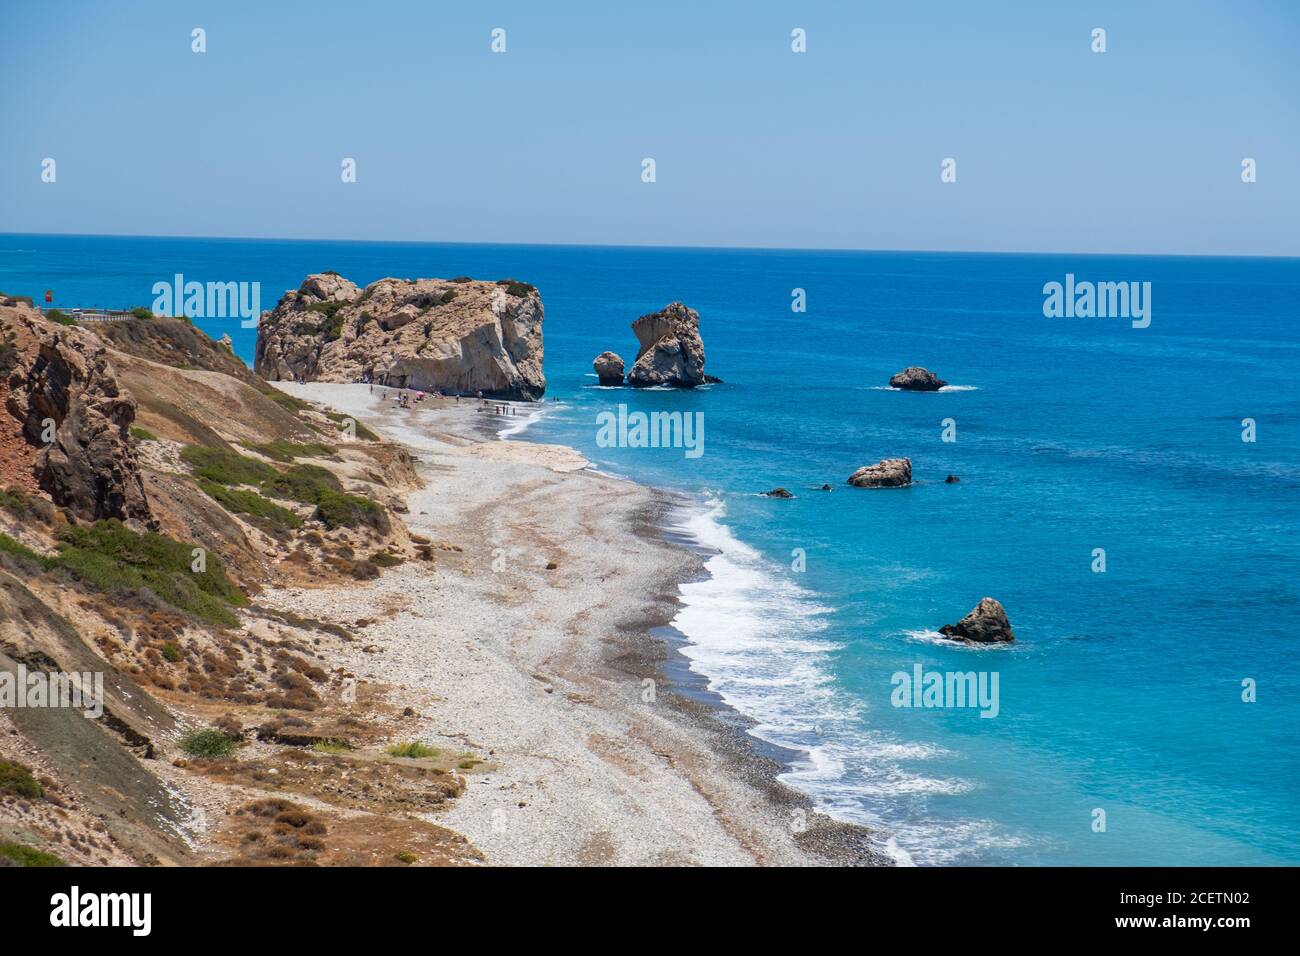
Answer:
top-left (889, 366), bottom-right (948, 391)
top-left (627, 302), bottom-right (707, 388)
top-left (945, 474), bottom-right (960, 483)
top-left (820, 483), bottom-right (833, 491)
top-left (847, 458), bottom-right (912, 488)
top-left (592, 351), bottom-right (625, 385)
top-left (761, 488), bottom-right (794, 499)
top-left (939, 598), bottom-right (1015, 644)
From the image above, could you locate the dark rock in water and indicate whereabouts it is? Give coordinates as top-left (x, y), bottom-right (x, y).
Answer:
top-left (847, 458), bottom-right (912, 488)
top-left (761, 488), bottom-right (794, 499)
top-left (593, 351), bottom-right (625, 385)
top-left (703, 374), bottom-right (724, 384)
top-left (939, 598), bottom-right (1015, 644)
top-left (628, 302), bottom-right (707, 388)
top-left (889, 366), bottom-right (948, 391)
top-left (820, 484), bottom-right (833, 491)
top-left (945, 474), bottom-right (960, 483)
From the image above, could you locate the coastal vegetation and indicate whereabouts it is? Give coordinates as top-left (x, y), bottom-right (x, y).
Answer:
top-left (55, 520), bottom-right (247, 627)
top-left (0, 842), bottom-right (63, 867)
top-left (0, 760), bottom-right (42, 799)
top-left (179, 727), bottom-right (238, 758)
top-left (44, 308), bottom-right (76, 326)
top-left (386, 741), bottom-right (438, 759)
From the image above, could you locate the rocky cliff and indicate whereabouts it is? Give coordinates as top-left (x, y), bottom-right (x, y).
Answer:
top-left (255, 273), bottom-right (545, 400)
top-left (628, 302), bottom-right (707, 388)
top-left (2, 310), bottom-right (152, 526)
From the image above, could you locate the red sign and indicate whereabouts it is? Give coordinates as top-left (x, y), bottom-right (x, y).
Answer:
top-left (44, 290), bottom-right (52, 303)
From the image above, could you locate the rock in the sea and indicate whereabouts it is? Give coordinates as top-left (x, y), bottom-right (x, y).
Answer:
top-left (11, 333), bottom-right (152, 525)
top-left (592, 351), bottom-right (625, 385)
top-left (255, 273), bottom-right (546, 400)
top-left (945, 474), bottom-right (960, 483)
top-left (761, 488), bottom-right (794, 499)
top-left (820, 483), bottom-right (833, 491)
top-left (627, 302), bottom-right (707, 388)
top-left (889, 366), bottom-right (948, 391)
top-left (939, 598), bottom-right (1015, 644)
top-left (847, 458), bottom-right (912, 488)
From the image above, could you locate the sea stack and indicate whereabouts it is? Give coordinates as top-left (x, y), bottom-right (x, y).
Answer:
top-left (592, 351), bottom-right (625, 385)
top-left (939, 598), bottom-right (1016, 644)
top-left (627, 302), bottom-right (707, 388)
top-left (889, 366), bottom-right (948, 391)
top-left (847, 458), bottom-right (912, 488)
top-left (255, 273), bottom-right (546, 401)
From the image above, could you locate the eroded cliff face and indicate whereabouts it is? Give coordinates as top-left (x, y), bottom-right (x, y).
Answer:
top-left (255, 274), bottom-right (546, 400)
top-left (2, 307), bottom-right (152, 527)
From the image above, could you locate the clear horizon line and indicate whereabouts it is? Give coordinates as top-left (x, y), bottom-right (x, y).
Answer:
top-left (1, 229), bottom-right (1297, 262)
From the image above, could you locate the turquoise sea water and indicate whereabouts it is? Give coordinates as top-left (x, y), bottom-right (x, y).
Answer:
top-left (3, 234), bottom-right (1297, 865)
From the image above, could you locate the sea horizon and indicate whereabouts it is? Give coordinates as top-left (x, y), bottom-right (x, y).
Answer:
top-left (4, 230), bottom-right (1298, 263)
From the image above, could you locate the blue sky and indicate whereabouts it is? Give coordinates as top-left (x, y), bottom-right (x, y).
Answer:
top-left (1, 0), bottom-right (1297, 255)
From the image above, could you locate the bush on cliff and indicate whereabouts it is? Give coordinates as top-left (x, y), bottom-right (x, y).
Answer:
top-left (197, 480), bottom-right (303, 534)
top-left (0, 843), bottom-right (63, 867)
top-left (179, 727), bottom-right (237, 758)
top-left (54, 520), bottom-right (247, 627)
top-left (181, 446), bottom-right (278, 486)
top-left (242, 439), bottom-right (336, 462)
top-left (259, 464), bottom-right (387, 533)
top-left (0, 760), bottom-right (42, 799)
top-left (496, 279), bottom-right (535, 298)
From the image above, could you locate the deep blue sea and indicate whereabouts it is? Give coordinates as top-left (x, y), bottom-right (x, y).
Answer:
top-left (3, 233), bottom-right (1297, 865)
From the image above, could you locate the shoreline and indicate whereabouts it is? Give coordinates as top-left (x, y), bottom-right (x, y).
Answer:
top-left (267, 383), bottom-right (888, 866)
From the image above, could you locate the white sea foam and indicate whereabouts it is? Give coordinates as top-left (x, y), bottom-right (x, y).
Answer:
top-left (663, 494), bottom-right (1002, 863)
top-left (497, 401), bottom-right (561, 440)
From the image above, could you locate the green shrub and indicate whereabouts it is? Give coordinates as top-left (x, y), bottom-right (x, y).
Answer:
top-left (130, 426), bottom-right (157, 441)
top-left (386, 741), bottom-right (438, 759)
top-left (129, 306), bottom-right (154, 319)
top-left (0, 291), bottom-right (35, 306)
top-left (447, 276), bottom-right (473, 284)
top-left (0, 760), bottom-right (42, 799)
top-left (496, 279), bottom-right (535, 298)
top-left (198, 480), bottom-right (303, 532)
top-left (0, 531), bottom-right (48, 567)
top-left (160, 641), bottom-right (182, 663)
top-left (44, 308), bottom-right (76, 326)
top-left (55, 519), bottom-right (247, 626)
top-left (243, 440), bottom-right (335, 462)
top-left (395, 850), bottom-right (417, 864)
top-left (0, 843), bottom-right (62, 867)
top-left (258, 386), bottom-right (313, 414)
top-left (260, 463), bottom-right (341, 503)
top-left (305, 301), bottom-right (347, 340)
top-left (369, 552), bottom-right (404, 568)
top-left (180, 727), bottom-right (237, 758)
top-left (325, 411), bottom-right (379, 442)
top-left (311, 739), bottom-right (351, 754)
top-left (181, 445), bottom-right (278, 486)
top-left (315, 489), bottom-right (389, 533)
